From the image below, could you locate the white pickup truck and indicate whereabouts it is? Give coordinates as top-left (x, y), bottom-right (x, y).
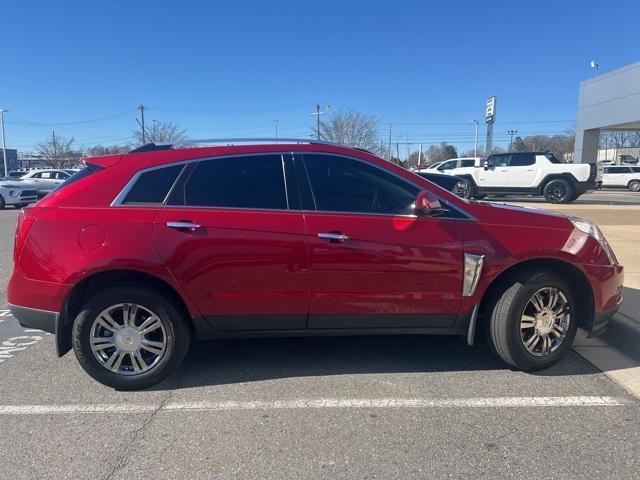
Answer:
top-left (441, 152), bottom-right (601, 203)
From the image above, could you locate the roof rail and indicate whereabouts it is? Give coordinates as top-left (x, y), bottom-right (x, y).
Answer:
top-left (128, 143), bottom-right (173, 153)
top-left (158, 137), bottom-right (344, 148)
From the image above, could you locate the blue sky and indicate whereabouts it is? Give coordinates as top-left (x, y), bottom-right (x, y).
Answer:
top-left (2, 0), bottom-right (639, 155)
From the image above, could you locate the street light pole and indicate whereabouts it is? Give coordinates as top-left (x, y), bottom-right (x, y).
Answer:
top-left (508, 129), bottom-right (518, 153)
top-left (273, 120), bottom-right (279, 142)
top-left (472, 120), bottom-right (479, 157)
top-left (0, 109), bottom-right (9, 177)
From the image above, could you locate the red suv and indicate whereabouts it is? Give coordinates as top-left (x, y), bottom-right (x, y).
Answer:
top-left (7, 140), bottom-right (624, 389)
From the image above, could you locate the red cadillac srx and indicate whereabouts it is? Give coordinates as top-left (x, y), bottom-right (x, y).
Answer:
top-left (7, 140), bottom-right (624, 389)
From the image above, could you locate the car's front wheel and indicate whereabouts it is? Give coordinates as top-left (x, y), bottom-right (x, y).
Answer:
top-left (72, 286), bottom-right (191, 390)
top-left (486, 271), bottom-right (577, 371)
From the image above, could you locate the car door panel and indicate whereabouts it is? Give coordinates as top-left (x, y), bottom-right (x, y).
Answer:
top-left (305, 213), bottom-right (463, 328)
top-left (154, 209), bottom-right (308, 330)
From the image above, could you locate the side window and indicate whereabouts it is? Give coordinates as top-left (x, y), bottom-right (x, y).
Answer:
top-left (487, 155), bottom-right (511, 167)
top-left (54, 171), bottom-right (69, 179)
top-left (438, 160), bottom-right (456, 171)
top-left (41, 172), bottom-right (53, 179)
top-left (608, 167), bottom-right (628, 174)
top-left (511, 153), bottom-right (535, 166)
top-left (303, 154), bottom-right (419, 215)
top-left (31, 172), bottom-right (42, 179)
top-left (460, 159), bottom-right (475, 167)
top-left (123, 164), bottom-right (184, 204)
top-left (169, 155), bottom-right (287, 209)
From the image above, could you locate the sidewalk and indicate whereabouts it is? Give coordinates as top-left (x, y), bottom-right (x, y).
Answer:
top-left (512, 201), bottom-right (640, 398)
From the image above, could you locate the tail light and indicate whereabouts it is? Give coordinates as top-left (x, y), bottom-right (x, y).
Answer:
top-left (13, 206), bottom-right (54, 262)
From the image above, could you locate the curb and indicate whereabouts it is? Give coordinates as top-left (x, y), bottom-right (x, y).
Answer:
top-left (573, 312), bottom-right (640, 400)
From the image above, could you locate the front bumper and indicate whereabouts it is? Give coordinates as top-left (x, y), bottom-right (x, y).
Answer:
top-left (8, 304), bottom-right (58, 334)
top-left (589, 307), bottom-right (620, 338)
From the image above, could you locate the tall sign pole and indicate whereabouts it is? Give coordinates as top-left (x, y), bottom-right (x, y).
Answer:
top-left (485, 96), bottom-right (496, 155)
top-left (0, 109), bottom-right (8, 177)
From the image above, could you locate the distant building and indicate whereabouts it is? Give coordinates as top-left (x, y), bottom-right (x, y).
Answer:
top-left (574, 62), bottom-right (640, 164)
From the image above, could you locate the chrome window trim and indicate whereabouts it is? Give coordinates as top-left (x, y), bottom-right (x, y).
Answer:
top-left (110, 150), bottom-right (476, 221)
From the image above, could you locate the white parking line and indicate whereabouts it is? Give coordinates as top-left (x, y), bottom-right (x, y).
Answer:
top-left (0, 396), bottom-right (632, 415)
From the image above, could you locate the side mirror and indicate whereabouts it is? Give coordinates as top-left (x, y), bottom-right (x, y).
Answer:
top-left (415, 190), bottom-right (444, 216)
top-left (483, 164), bottom-right (492, 171)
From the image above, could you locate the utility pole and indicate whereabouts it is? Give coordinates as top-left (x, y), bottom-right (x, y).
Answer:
top-left (472, 120), bottom-right (479, 157)
top-left (310, 104), bottom-right (329, 141)
top-left (418, 144), bottom-right (423, 169)
top-left (0, 109), bottom-right (8, 177)
top-left (52, 131), bottom-right (57, 158)
top-left (396, 143), bottom-right (400, 162)
top-left (138, 104), bottom-right (146, 144)
top-left (508, 129), bottom-right (518, 152)
top-left (273, 120), bottom-right (279, 142)
top-left (387, 123), bottom-right (392, 161)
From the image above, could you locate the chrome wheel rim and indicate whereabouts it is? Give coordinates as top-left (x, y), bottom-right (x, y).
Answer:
top-left (520, 287), bottom-right (571, 357)
top-left (630, 181), bottom-right (640, 192)
top-left (90, 303), bottom-right (167, 376)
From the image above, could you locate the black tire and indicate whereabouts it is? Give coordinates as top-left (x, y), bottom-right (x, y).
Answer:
top-left (0, 195), bottom-right (5, 210)
top-left (14, 203), bottom-right (28, 209)
top-left (72, 286), bottom-right (191, 390)
top-left (543, 179), bottom-right (574, 203)
top-left (628, 180), bottom-right (640, 192)
top-left (457, 178), bottom-right (476, 199)
top-left (485, 270), bottom-right (577, 371)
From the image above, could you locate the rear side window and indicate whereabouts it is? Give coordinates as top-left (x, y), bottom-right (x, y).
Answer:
top-left (460, 159), bottom-right (475, 167)
top-left (606, 167), bottom-right (630, 174)
top-left (486, 155), bottom-right (510, 167)
top-left (123, 164), bottom-right (184, 204)
top-left (511, 153), bottom-right (535, 166)
top-left (168, 155), bottom-right (287, 209)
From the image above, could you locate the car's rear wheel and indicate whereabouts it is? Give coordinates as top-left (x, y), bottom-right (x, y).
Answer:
top-left (543, 179), bottom-right (574, 203)
top-left (455, 178), bottom-right (475, 199)
top-left (628, 180), bottom-right (640, 192)
top-left (486, 271), bottom-right (577, 371)
top-left (72, 286), bottom-right (191, 390)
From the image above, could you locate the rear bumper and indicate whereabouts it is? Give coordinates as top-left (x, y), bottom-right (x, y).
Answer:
top-left (8, 304), bottom-right (58, 334)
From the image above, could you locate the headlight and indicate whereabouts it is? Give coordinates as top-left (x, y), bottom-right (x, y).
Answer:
top-left (570, 218), bottom-right (617, 265)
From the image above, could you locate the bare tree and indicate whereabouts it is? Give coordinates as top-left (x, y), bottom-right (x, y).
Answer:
top-left (36, 133), bottom-right (82, 168)
top-left (85, 144), bottom-right (131, 157)
top-left (135, 120), bottom-right (187, 145)
top-left (425, 143), bottom-right (458, 164)
top-left (315, 110), bottom-right (383, 155)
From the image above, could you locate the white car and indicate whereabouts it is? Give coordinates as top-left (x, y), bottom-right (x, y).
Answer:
top-left (444, 152), bottom-right (600, 203)
top-left (601, 166), bottom-right (640, 192)
top-left (0, 180), bottom-right (39, 209)
top-left (431, 157), bottom-right (484, 173)
top-left (20, 169), bottom-right (73, 197)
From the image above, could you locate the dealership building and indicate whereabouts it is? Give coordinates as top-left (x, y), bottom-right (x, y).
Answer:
top-left (574, 61), bottom-right (640, 164)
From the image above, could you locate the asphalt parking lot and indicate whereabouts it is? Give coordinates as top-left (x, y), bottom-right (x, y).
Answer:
top-left (1, 191), bottom-right (639, 480)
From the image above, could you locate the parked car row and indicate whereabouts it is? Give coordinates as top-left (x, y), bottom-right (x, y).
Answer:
top-left (0, 168), bottom-right (77, 209)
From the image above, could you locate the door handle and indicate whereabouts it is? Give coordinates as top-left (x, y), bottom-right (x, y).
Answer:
top-left (166, 221), bottom-right (201, 231)
top-left (318, 232), bottom-right (350, 242)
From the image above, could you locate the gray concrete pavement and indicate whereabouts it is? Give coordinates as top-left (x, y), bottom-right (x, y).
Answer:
top-left (0, 200), bottom-right (639, 479)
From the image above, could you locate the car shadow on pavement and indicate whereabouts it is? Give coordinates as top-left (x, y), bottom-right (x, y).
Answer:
top-left (150, 334), bottom-right (600, 391)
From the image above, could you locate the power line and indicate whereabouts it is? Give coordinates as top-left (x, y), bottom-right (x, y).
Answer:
top-left (8, 109), bottom-right (136, 127)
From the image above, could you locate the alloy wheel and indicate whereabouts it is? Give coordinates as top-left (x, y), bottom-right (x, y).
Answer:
top-left (89, 303), bottom-right (167, 375)
top-left (547, 183), bottom-right (567, 202)
top-left (520, 287), bottom-right (571, 357)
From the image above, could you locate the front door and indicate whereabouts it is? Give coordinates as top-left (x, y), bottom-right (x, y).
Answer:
top-left (153, 154), bottom-right (309, 331)
top-left (478, 155), bottom-right (510, 187)
top-left (300, 153), bottom-right (463, 329)
top-left (507, 153), bottom-right (537, 187)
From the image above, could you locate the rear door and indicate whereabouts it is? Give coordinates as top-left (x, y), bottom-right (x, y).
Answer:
top-left (299, 153), bottom-right (463, 329)
top-left (153, 154), bottom-right (309, 331)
